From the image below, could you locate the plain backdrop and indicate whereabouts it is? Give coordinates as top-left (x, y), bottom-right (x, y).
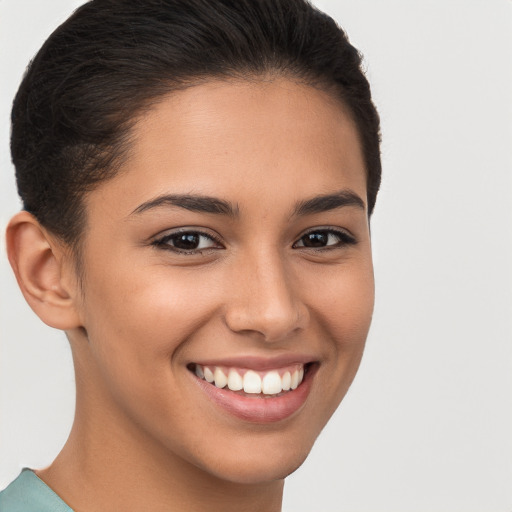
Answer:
top-left (1, 1), bottom-right (511, 511)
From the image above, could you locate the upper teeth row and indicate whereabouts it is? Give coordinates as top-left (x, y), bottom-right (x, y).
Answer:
top-left (195, 365), bottom-right (305, 395)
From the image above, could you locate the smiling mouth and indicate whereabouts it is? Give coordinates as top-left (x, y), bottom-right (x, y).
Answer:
top-left (188, 361), bottom-right (318, 423)
top-left (187, 362), bottom-right (314, 398)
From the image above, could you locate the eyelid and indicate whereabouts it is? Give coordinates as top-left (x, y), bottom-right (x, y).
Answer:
top-left (150, 225), bottom-right (356, 255)
top-left (151, 227), bottom-right (224, 253)
top-left (292, 226), bottom-right (357, 249)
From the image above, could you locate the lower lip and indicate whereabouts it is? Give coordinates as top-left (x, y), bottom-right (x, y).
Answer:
top-left (191, 365), bottom-right (317, 423)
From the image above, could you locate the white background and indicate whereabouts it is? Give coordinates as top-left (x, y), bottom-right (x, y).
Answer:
top-left (1, 1), bottom-right (511, 511)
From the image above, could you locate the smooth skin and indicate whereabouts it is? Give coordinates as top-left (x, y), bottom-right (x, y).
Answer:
top-left (7, 78), bottom-right (374, 512)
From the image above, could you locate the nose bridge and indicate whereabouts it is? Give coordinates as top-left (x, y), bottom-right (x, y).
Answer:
top-left (224, 246), bottom-right (307, 341)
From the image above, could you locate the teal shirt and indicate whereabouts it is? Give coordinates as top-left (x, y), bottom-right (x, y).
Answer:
top-left (0, 469), bottom-right (72, 512)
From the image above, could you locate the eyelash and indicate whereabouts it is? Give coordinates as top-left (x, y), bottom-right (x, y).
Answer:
top-left (293, 228), bottom-right (357, 251)
top-left (151, 227), bottom-right (357, 255)
top-left (151, 229), bottom-right (223, 255)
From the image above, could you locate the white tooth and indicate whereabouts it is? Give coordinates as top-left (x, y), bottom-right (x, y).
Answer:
top-left (195, 365), bottom-right (204, 379)
top-left (262, 371), bottom-right (283, 395)
top-left (298, 366), bottom-right (304, 385)
top-left (204, 367), bottom-right (214, 383)
top-left (282, 371), bottom-right (291, 391)
top-left (243, 370), bottom-right (262, 394)
top-left (290, 369), bottom-right (299, 390)
top-left (214, 367), bottom-right (227, 388)
top-left (227, 369), bottom-right (243, 391)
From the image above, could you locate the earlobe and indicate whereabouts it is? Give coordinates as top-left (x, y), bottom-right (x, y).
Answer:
top-left (6, 211), bottom-right (82, 330)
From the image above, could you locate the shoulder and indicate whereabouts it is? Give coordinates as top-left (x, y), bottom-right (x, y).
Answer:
top-left (0, 469), bottom-right (73, 512)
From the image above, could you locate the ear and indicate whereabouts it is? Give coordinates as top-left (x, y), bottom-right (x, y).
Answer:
top-left (6, 211), bottom-right (82, 330)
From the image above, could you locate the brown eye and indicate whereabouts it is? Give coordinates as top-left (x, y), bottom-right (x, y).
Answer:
top-left (153, 231), bottom-right (221, 253)
top-left (173, 233), bottom-right (202, 250)
top-left (300, 232), bottom-right (329, 248)
top-left (294, 229), bottom-right (356, 249)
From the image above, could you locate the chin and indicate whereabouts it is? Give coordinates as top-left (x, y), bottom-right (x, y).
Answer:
top-left (205, 447), bottom-right (311, 485)
top-left (187, 428), bottom-right (317, 485)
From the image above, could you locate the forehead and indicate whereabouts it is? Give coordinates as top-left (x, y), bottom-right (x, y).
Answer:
top-left (86, 78), bottom-right (367, 219)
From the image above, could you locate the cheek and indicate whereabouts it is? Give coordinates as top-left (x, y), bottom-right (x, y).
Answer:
top-left (78, 262), bottom-right (236, 429)
top-left (307, 256), bottom-right (375, 340)
top-left (304, 257), bottom-right (374, 395)
top-left (78, 267), bottom-right (215, 426)
top-left (82, 268), bottom-right (217, 368)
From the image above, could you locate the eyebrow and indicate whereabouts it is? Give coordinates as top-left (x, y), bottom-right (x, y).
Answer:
top-left (130, 189), bottom-right (365, 218)
top-left (292, 190), bottom-right (366, 217)
top-left (130, 194), bottom-right (239, 217)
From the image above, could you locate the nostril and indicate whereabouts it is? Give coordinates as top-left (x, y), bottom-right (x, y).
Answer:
top-left (224, 305), bottom-right (309, 343)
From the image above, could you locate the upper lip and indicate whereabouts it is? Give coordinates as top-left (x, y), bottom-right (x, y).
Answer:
top-left (190, 354), bottom-right (318, 371)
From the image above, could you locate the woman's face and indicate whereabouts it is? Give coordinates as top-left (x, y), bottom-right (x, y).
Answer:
top-left (72, 78), bottom-right (374, 483)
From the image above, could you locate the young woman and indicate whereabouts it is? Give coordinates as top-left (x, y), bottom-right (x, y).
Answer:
top-left (1, 0), bottom-right (381, 510)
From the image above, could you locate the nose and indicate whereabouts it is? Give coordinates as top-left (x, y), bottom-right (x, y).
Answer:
top-left (223, 249), bottom-right (309, 342)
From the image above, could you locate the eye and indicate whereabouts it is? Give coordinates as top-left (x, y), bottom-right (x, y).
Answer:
top-left (293, 229), bottom-right (356, 249)
top-left (152, 230), bottom-right (222, 253)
